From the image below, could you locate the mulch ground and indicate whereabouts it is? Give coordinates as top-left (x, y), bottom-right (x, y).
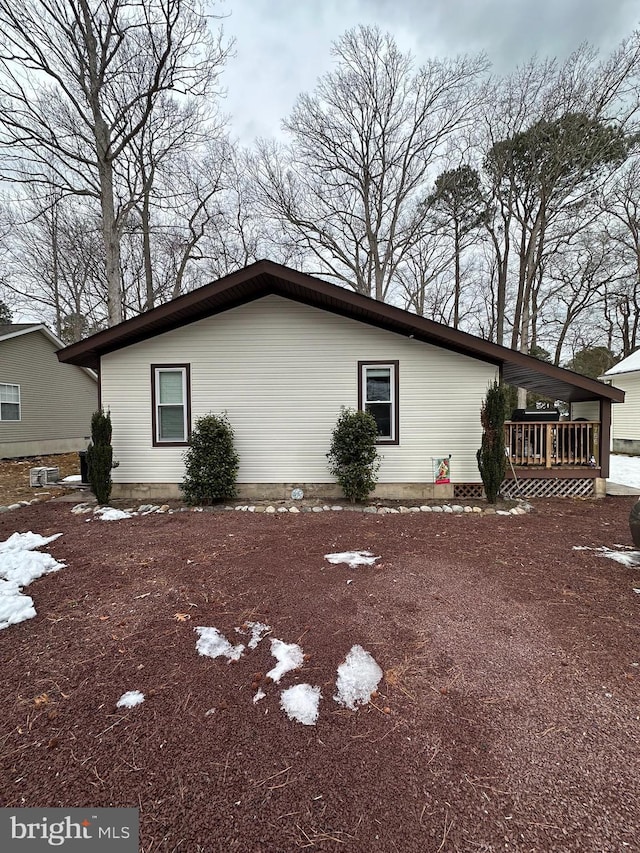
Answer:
top-left (0, 496), bottom-right (639, 852)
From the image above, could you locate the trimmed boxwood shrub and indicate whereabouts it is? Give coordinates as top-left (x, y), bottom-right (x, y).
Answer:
top-left (86, 409), bottom-right (113, 505)
top-left (181, 413), bottom-right (240, 505)
top-left (476, 380), bottom-right (507, 504)
top-left (327, 407), bottom-right (381, 503)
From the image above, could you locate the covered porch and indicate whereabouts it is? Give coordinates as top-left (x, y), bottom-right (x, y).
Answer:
top-left (495, 358), bottom-right (624, 498)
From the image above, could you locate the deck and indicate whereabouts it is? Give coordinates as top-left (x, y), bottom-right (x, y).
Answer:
top-left (504, 420), bottom-right (599, 470)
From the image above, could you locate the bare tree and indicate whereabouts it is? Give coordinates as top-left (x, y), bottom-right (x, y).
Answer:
top-left (478, 39), bottom-right (640, 356)
top-left (601, 156), bottom-right (640, 355)
top-left (0, 0), bottom-right (230, 325)
top-left (253, 25), bottom-right (488, 300)
top-left (3, 192), bottom-right (107, 338)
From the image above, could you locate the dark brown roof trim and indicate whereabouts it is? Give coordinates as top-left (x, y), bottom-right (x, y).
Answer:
top-left (56, 260), bottom-right (624, 404)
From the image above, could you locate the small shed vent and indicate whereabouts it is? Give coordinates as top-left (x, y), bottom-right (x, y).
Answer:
top-left (29, 467), bottom-right (60, 487)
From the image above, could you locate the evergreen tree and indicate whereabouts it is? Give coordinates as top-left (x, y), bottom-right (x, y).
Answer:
top-left (477, 382), bottom-right (507, 504)
top-left (86, 409), bottom-right (113, 505)
top-left (181, 413), bottom-right (240, 505)
top-left (327, 408), bottom-right (381, 503)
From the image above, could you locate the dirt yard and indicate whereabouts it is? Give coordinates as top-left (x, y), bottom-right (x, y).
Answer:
top-left (0, 496), bottom-right (639, 852)
top-left (0, 453), bottom-right (81, 506)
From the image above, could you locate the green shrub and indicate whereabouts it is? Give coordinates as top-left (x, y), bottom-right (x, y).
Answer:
top-left (86, 409), bottom-right (113, 505)
top-left (476, 381), bottom-right (507, 504)
top-left (181, 413), bottom-right (240, 505)
top-left (327, 407), bottom-right (381, 503)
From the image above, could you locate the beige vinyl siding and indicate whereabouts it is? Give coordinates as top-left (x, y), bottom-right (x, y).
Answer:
top-left (610, 373), bottom-right (640, 442)
top-left (0, 331), bottom-right (98, 456)
top-left (101, 295), bottom-right (497, 485)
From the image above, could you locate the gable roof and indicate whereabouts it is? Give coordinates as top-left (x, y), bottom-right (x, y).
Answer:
top-left (57, 260), bottom-right (623, 404)
top-left (1, 323), bottom-right (97, 382)
top-left (0, 323), bottom-right (43, 341)
top-left (602, 348), bottom-right (640, 377)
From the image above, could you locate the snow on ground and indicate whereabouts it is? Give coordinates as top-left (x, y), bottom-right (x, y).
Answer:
top-left (235, 621), bottom-right (272, 649)
top-left (117, 690), bottom-right (145, 709)
top-left (609, 454), bottom-right (640, 489)
top-left (93, 507), bottom-right (132, 521)
top-left (324, 551), bottom-right (380, 568)
top-left (0, 532), bottom-right (64, 630)
top-left (61, 474), bottom-right (82, 483)
top-left (195, 626), bottom-right (245, 662)
top-left (603, 550), bottom-right (640, 567)
top-left (267, 639), bottom-right (305, 682)
top-left (280, 684), bottom-right (321, 725)
top-left (572, 544), bottom-right (640, 568)
top-left (0, 532), bottom-right (62, 552)
top-left (334, 645), bottom-right (383, 709)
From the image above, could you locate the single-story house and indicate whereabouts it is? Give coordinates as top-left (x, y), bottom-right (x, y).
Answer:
top-left (601, 350), bottom-right (640, 455)
top-left (57, 261), bottom-right (624, 501)
top-left (1, 324), bottom-right (98, 458)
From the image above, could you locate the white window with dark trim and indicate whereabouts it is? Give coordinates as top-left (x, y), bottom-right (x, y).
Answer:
top-left (152, 365), bottom-right (190, 444)
top-left (359, 362), bottom-right (398, 444)
top-left (0, 383), bottom-right (20, 421)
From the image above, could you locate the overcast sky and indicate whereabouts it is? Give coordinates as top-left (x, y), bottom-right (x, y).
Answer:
top-left (216, 0), bottom-right (639, 144)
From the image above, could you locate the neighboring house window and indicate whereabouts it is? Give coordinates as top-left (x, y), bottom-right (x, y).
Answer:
top-left (151, 365), bottom-right (190, 445)
top-left (358, 361), bottom-right (399, 445)
top-left (0, 383), bottom-right (20, 421)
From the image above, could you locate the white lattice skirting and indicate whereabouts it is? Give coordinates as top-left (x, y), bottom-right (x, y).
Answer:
top-left (501, 478), bottom-right (595, 499)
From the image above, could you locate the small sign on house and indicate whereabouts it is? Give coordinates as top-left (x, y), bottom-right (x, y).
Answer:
top-left (432, 456), bottom-right (451, 485)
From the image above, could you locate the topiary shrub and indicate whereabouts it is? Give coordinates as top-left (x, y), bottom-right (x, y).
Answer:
top-left (86, 409), bottom-right (113, 505)
top-left (476, 380), bottom-right (507, 504)
top-left (181, 413), bottom-right (240, 505)
top-left (327, 407), bottom-right (381, 503)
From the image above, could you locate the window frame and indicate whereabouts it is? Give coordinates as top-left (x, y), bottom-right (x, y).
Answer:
top-left (358, 361), bottom-right (399, 445)
top-left (151, 364), bottom-right (191, 447)
top-left (0, 383), bottom-right (21, 422)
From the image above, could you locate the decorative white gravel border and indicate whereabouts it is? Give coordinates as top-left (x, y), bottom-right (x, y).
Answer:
top-left (0, 497), bottom-right (532, 517)
top-left (64, 499), bottom-right (533, 517)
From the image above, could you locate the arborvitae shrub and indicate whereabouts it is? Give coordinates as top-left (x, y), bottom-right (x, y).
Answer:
top-left (327, 408), bottom-right (381, 503)
top-left (86, 409), bottom-right (113, 505)
top-left (181, 413), bottom-right (240, 505)
top-left (476, 381), bottom-right (507, 504)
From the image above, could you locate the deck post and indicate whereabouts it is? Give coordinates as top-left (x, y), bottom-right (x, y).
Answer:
top-left (599, 400), bottom-right (611, 479)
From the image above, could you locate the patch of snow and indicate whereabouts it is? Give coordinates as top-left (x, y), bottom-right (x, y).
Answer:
top-left (61, 474), bottom-right (82, 483)
top-left (280, 684), bottom-right (321, 725)
top-left (267, 638), bottom-right (304, 682)
top-left (0, 549), bottom-right (65, 587)
top-left (0, 532), bottom-right (62, 552)
top-left (608, 455), bottom-right (640, 490)
top-left (93, 507), bottom-right (132, 521)
top-left (0, 582), bottom-right (36, 629)
top-left (334, 645), bottom-right (383, 710)
top-left (253, 689), bottom-right (266, 704)
top-left (602, 550), bottom-right (640, 567)
top-left (246, 621), bottom-right (271, 649)
top-left (195, 626), bottom-right (245, 662)
top-left (0, 533), bottom-right (66, 630)
top-left (116, 690), bottom-right (145, 708)
top-left (324, 551), bottom-right (380, 568)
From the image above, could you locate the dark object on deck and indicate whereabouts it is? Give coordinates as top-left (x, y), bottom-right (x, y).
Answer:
top-left (630, 501), bottom-right (640, 548)
top-left (78, 450), bottom-right (89, 485)
top-left (511, 409), bottom-right (560, 422)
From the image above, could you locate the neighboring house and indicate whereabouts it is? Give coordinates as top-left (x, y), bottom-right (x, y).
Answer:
top-left (601, 350), bottom-right (640, 455)
top-left (57, 261), bottom-right (624, 501)
top-left (0, 324), bottom-right (98, 459)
